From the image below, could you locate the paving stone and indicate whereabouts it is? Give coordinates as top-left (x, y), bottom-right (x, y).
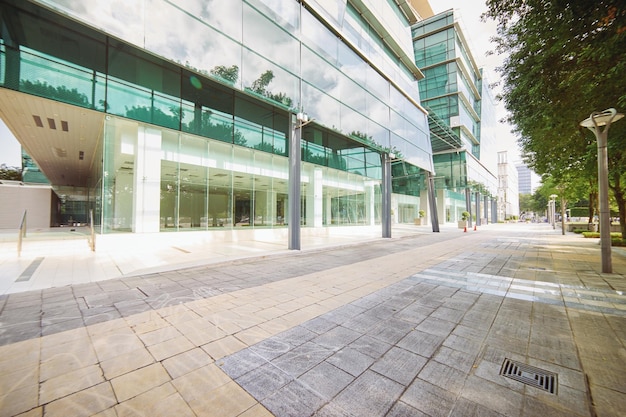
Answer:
top-left (528, 342), bottom-right (580, 369)
top-left (148, 335), bottom-right (195, 361)
top-left (82, 310), bottom-right (122, 326)
top-left (415, 316), bottom-right (457, 337)
top-left (313, 403), bottom-right (353, 417)
top-left (460, 374), bottom-right (524, 417)
top-left (219, 347), bottom-right (268, 379)
top-left (110, 363), bottom-right (171, 402)
top-left (270, 325), bottom-right (318, 350)
top-left (162, 348), bottom-right (213, 380)
top-left (114, 299), bottom-right (152, 316)
top-left (430, 306), bottom-right (466, 323)
top-left (396, 330), bottom-right (445, 358)
top-left (393, 304), bottom-right (432, 324)
top-left (587, 384), bottom-right (626, 417)
top-left (367, 318), bottom-right (415, 345)
top-left (326, 346), bottom-right (375, 377)
top-left (100, 347), bottom-right (155, 380)
top-left (43, 382), bottom-right (116, 417)
top-left (348, 334), bottom-right (392, 359)
top-left (262, 380), bottom-right (325, 417)
top-left (41, 317), bottom-right (85, 336)
top-left (235, 363), bottom-right (293, 401)
top-left (418, 360), bottom-right (468, 394)
top-left (40, 338), bottom-right (98, 381)
top-left (172, 364), bottom-right (232, 404)
top-left (342, 311), bottom-right (385, 333)
top-left (331, 370), bottom-right (403, 417)
top-left (386, 401), bottom-right (429, 417)
top-left (202, 335), bottom-right (248, 360)
top-left (39, 364), bottom-right (104, 404)
top-left (0, 378), bottom-right (39, 416)
top-left (313, 326), bottom-right (362, 350)
top-left (272, 342), bottom-right (334, 378)
top-left (250, 337), bottom-right (294, 362)
top-left (299, 361), bottom-right (354, 400)
top-left (115, 382), bottom-right (195, 417)
top-left (400, 378), bottom-right (456, 417)
top-left (433, 345), bottom-right (478, 373)
top-left (371, 346), bottom-right (427, 385)
top-left (321, 304), bottom-right (367, 325)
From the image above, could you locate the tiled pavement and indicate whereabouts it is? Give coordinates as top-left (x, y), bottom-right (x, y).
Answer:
top-left (0, 223), bottom-right (625, 416)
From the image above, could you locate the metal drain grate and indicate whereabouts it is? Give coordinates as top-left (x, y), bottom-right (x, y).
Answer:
top-left (500, 358), bottom-right (557, 394)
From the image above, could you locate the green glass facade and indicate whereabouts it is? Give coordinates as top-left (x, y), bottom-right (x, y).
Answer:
top-left (0, 0), bottom-right (433, 235)
top-left (412, 10), bottom-right (498, 223)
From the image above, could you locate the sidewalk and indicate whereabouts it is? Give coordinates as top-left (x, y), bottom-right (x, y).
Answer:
top-left (0, 224), bottom-right (431, 295)
top-left (0, 222), bottom-right (625, 417)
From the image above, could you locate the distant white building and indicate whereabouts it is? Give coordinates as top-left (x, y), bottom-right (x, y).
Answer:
top-left (498, 152), bottom-right (519, 219)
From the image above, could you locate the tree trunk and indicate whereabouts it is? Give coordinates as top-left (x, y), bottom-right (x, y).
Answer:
top-left (610, 172), bottom-right (626, 240)
top-left (588, 186), bottom-right (597, 224)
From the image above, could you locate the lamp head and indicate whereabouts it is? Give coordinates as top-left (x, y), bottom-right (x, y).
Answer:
top-left (580, 108), bottom-right (624, 128)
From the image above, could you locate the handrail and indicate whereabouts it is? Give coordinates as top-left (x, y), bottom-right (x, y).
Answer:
top-left (17, 210), bottom-right (27, 256)
top-left (88, 209), bottom-right (96, 252)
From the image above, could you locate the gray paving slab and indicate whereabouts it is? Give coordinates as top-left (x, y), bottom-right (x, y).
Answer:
top-left (1, 224), bottom-right (626, 416)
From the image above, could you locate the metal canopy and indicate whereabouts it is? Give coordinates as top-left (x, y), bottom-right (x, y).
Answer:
top-left (426, 107), bottom-right (463, 153)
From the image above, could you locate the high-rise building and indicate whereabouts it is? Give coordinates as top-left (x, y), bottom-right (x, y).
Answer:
top-left (412, 10), bottom-right (499, 224)
top-left (498, 151), bottom-right (520, 219)
top-left (516, 164), bottom-right (537, 195)
top-left (0, 0), bottom-right (435, 240)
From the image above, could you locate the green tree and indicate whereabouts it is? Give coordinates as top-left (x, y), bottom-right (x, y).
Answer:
top-left (518, 193), bottom-right (533, 215)
top-left (210, 65), bottom-right (239, 84)
top-left (484, 0), bottom-right (626, 237)
top-left (0, 164), bottom-right (22, 181)
top-left (250, 70), bottom-right (293, 107)
top-left (251, 70), bottom-right (275, 96)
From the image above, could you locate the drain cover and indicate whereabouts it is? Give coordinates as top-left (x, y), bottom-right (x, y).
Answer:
top-left (500, 358), bottom-right (557, 394)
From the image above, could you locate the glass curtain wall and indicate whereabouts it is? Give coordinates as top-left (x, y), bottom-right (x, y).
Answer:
top-left (1, 0), bottom-right (431, 233)
top-left (101, 114), bottom-right (381, 233)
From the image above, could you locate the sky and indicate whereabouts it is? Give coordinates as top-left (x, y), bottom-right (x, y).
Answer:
top-left (0, 0), bottom-right (521, 168)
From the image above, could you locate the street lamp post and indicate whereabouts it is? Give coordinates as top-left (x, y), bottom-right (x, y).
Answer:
top-left (288, 111), bottom-right (313, 250)
top-left (580, 108), bottom-right (624, 273)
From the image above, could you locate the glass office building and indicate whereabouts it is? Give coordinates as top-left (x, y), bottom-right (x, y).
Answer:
top-left (412, 10), bottom-right (498, 224)
top-left (0, 0), bottom-right (433, 240)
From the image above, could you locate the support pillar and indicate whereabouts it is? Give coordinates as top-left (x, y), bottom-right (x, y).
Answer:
top-left (382, 153), bottom-right (392, 238)
top-left (288, 115), bottom-right (301, 250)
top-left (427, 172), bottom-right (440, 232)
top-left (465, 187), bottom-right (472, 228)
top-left (484, 195), bottom-right (489, 224)
top-left (133, 127), bottom-right (161, 233)
top-left (475, 192), bottom-right (481, 227)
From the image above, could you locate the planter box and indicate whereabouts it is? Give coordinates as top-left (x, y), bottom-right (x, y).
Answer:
top-left (458, 220), bottom-right (468, 229)
top-left (414, 218), bottom-right (425, 225)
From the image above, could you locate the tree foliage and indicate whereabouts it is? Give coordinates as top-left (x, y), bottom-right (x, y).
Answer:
top-left (210, 65), bottom-right (239, 84)
top-left (484, 0), bottom-right (626, 236)
top-left (0, 164), bottom-right (22, 181)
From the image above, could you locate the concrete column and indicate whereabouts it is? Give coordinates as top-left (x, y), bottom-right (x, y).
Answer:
top-left (465, 187), bottom-right (472, 228)
top-left (484, 195), bottom-right (489, 224)
top-left (133, 127), bottom-right (162, 233)
top-left (288, 115), bottom-right (301, 250)
top-left (382, 153), bottom-right (391, 238)
top-left (427, 172), bottom-right (440, 232)
top-left (475, 192), bottom-right (481, 226)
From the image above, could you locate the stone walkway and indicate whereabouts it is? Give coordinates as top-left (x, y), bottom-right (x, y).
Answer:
top-left (0, 223), bottom-right (624, 416)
